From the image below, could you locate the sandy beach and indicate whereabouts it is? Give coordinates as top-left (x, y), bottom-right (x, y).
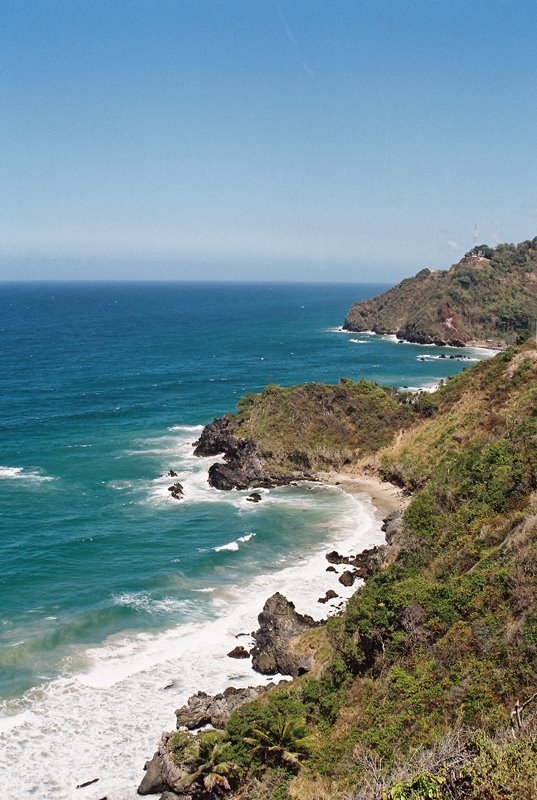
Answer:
top-left (316, 470), bottom-right (408, 517)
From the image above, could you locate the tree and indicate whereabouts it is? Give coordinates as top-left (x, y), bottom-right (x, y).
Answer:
top-left (244, 714), bottom-right (312, 769)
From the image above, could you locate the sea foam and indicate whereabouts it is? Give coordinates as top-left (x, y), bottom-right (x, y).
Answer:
top-left (0, 481), bottom-right (382, 800)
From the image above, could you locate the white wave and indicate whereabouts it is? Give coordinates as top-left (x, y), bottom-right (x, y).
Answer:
top-left (0, 486), bottom-right (384, 800)
top-left (191, 587), bottom-right (218, 593)
top-left (112, 592), bottom-right (195, 615)
top-left (416, 354), bottom-right (478, 362)
top-left (401, 381), bottom-right (441, 393)
top-left (213, 533), bottom-right (256, 552)
top-left (0, 466), bottom-right (54, 482)
top-left (167, 424), bottom-right (204, 433)
top-left (349, 338), bottom-right (367, 344)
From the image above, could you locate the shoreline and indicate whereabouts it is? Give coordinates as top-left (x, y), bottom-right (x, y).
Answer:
top-left (316, 469), bottom-right (408, 517)
top-left (134, 471), bottom-right (406, 796)
top-left (0, 473), bottom-right (396, 800)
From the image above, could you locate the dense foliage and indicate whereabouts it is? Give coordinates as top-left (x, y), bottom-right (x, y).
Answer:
top-left (228, 379), bottom-right (421, 474)
top-left (344, 236), bottom-right (537, 346)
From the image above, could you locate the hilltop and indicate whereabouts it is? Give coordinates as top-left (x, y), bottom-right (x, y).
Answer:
top-left (344, 237), bottom-right (537, 347)
top-left (140, 345), bottom-right (537, 799)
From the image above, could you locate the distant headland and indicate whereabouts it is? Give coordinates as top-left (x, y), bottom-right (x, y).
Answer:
top-left (344, 237), bottom-right (537, 347)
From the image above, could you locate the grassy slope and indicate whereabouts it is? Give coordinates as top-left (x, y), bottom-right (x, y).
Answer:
top-left (228, 379), bottom-right (427, 474)
top-left (344, 237), bottom-right (537, 347)
top-left (205, 345), bottom-right (537, 799)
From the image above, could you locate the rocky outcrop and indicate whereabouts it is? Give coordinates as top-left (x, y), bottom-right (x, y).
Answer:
top-left (168, 482), bottom-right (184, 500)
top-left (325, 546), bottom-right (386, 580)
top-left (192, 418), bottom-right (233, 457)
top-left (138, 733), bottom-right (195, 797)
top-left (349, 546), bottom-right (386, 579)
top-left (175, 685), bottom-right (270, 730)
top-left (227, 645), bottom-right (250, 659)
top-left (318, 589), bottom-right (338, 604)
top-left (250, 592), bottom-right (319, 677)
top-left (381, 510), bottom-right (403, 544)
top-left (246, 492), bottom-right (262, 503)
top-left (194, 419), bottom-right (298, 491)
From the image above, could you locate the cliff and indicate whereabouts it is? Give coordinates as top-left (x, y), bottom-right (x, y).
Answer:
top-left (344, 237), bottom-right (537, 347)
top-left (193, 379), bottom-right (434, 490)
top-left (141, 345), bottom-right (537, 799)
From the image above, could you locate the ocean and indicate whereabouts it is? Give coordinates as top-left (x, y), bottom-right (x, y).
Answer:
top-left (0, 282), bottom-right (493, 798)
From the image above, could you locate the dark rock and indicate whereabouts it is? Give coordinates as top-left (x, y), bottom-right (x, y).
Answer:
top-left (325, 550), bottom-right (349, 565)
top-left (162, 682), bottom-right (175, 691)
top-left (246, 492), bottom-right (262, 503)
top-left (227, 645), bottom-right (250, 659)
top-left (338, 570), bottom-right (355, 587)
top-left (250, 592), bottom-right (319, 677)
top-left (192, 418), bottom-right (232, 457)
top-left (194, 418), bottom-right (300, 491)
top-left (348, 545), bottom-right (387, 578)
top-left (318, 589), bottom-right (339, 604)
top-left (326, 566), bottom-right (337, 573)
top-left (138, 752), bottom-right (167, 796)
top-left (381, 510), bottom-right (403, 544)
top-left (167, 470), bottom-right (178, 478)
top-left (167, 482), bottom-right (184, 500)
top-left (76, 778), bottom-right (99, 789)
top-left (175, 685), bottom-right (270, 730)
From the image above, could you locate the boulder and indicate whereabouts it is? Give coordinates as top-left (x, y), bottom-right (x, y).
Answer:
top-left (167, 482), bottom-right (184, 500)
top-left (167, 470), bottom-right (178, 478)
top-left (325, 550), bottom-right (349, 565)
top-left (318, 589), bottom-right (339, 604)
top-left (246, 492), bottom-right (262, 503)
top-left (338, 570), bottom-right (355, 587)
top-left (175, 686), bottom-right (270, 730)
top-left (227, 645), bottom-right (250, 659)
top-left (250, 592), bottom-right (319, 677)
top-left (326, 566), bottom-right (337, 573)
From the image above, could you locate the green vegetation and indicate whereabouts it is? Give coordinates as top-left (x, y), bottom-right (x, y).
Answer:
top-left (228, 379), bottom-right (421, 474)
top-left (344, 236), bottom-right (537, 346)
top-left (170, 344), bottom-right (537, 798)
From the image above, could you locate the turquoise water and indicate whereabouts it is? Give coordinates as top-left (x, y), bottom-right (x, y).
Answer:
top-left (0, 282), bottom-right (491, 798)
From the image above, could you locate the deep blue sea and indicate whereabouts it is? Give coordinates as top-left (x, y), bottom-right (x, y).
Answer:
top-left (0, 282), bottom-right (493, 798)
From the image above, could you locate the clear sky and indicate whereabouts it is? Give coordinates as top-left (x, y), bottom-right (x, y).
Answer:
top-left (1, 0), bottom-right (537, 282)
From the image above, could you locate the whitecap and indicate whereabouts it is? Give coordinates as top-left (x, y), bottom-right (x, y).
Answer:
top-left (112, 592), bottom-right (194, 615)
top-left (212, 532), bottom-right (257, 552)
top-left (0, 466), bottom-right (54, 482)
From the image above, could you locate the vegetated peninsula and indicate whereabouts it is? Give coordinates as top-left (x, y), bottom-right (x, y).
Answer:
top-left (139, 344), bottom-right (537, 800)
top-left (344, 237), bottom-right (537, 347)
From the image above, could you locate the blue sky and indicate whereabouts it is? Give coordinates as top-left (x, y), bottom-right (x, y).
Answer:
top-left (1, 0), bottom-right (537, 281)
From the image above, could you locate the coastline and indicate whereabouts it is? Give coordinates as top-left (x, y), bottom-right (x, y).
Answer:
top-left (0, 471), bottom-right (400, 800)
top-left (316, 470), bottom-right (408, 517)
top-left (134, 470), bottom-right (406, 796)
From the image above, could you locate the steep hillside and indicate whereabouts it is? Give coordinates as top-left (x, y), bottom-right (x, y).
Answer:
top-left (344, 238), bottom-right (537, 347)
top-left (142, 346), bottom-right (537, 800)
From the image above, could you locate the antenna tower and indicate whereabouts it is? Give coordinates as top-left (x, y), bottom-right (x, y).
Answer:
top-left (473, 224), bottom-right (478, 249)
